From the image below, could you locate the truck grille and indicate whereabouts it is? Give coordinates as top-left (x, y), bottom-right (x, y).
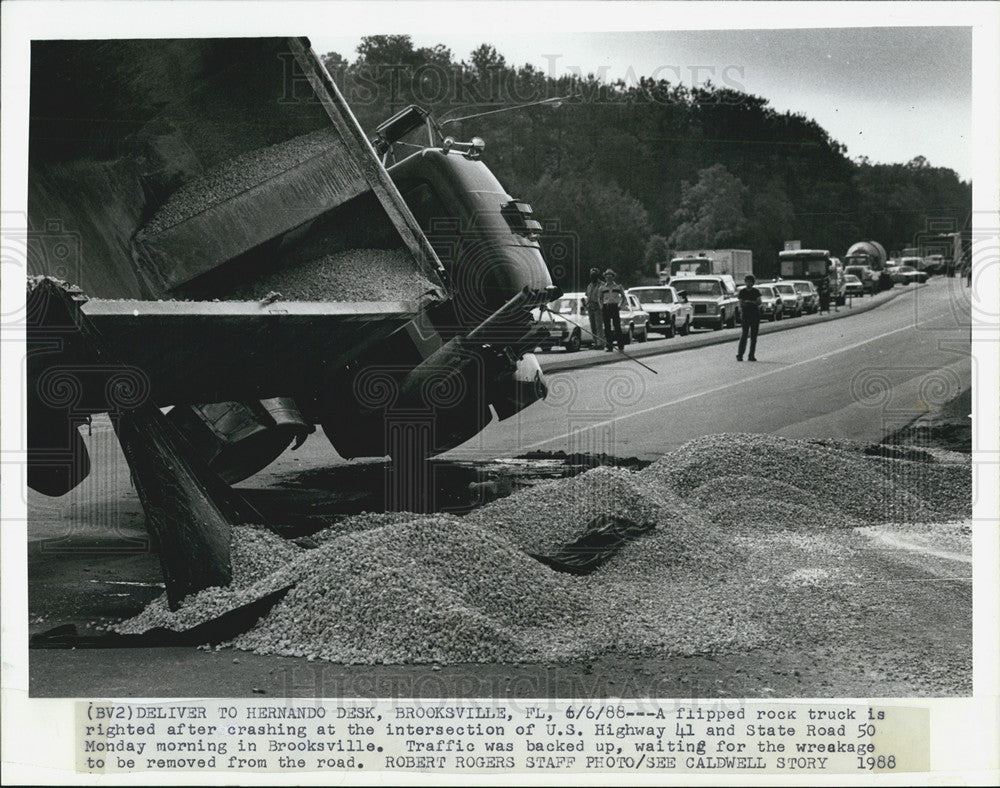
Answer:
top-left (694, 304), bottom-right (707, 314)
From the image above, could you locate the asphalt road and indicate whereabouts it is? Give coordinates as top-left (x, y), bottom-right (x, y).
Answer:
top-left (447, 277), bottom-right (971, 461)
top-left (24, 277), bottom-right (973, 698)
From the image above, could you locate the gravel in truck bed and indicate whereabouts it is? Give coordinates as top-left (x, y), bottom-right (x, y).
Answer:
top-left (139, 129), bottom-right (342, 237)
top-left (112, 434), bottom-right (971, 671)
top-left (224, 248), bottom-right (434, 303)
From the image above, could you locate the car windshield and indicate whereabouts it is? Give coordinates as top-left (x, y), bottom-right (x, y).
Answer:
top-left (758, 286), bottom-right (775, 298)
top-left (674, 279), bottom-right (721, 296)
top-left (775, 284), bottom-right (795, 295)
top-left (792, 283), bottom-right (812, 293)
top-left (550, 298), bottom-right (578, 314)
top-left (845, 275), bottom-right (861, 284)
top-left (897, 266), bottom-right (914, 273)
top-left (634, 288), bottom-right (673, 304)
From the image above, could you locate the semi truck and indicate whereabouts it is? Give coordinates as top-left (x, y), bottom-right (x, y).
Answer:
top-left (844, 241), bottom-right (888, 294)
top-left (25, 37), bottom-right (558, 605)
top-left (657, 249), bottom-right (753, 283)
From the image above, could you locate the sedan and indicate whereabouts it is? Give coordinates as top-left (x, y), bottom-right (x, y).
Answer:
top-left (620, 293), bottom-right (650, 343)
top-left (531, 293), bottom-right (590, 352)
top-left (787, 280), bottom-right (820, 313)
top-left (886, 265), bottom-right (928, 285)
top-left (737, 284), bottom-right (783, 322)
top-left (844, 274), bottom-right (865, 297)
top-left (627, 285), bottom-right (694, 337)
top-left (770, 281), bottom-right (805, 317)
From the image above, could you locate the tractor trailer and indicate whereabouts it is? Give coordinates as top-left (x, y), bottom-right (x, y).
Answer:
top-left (658, 249), bottom-right (753, 283)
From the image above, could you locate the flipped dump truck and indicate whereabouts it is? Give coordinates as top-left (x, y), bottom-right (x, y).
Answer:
top-left (26, 38), bottom-right (557, 606)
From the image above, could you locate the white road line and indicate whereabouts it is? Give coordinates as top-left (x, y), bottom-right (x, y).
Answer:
top-left (524, 306), bottom-right (956, 451)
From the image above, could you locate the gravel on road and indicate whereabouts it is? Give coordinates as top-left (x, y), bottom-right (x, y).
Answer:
top-left (112, 433), bottom-right (971, 690)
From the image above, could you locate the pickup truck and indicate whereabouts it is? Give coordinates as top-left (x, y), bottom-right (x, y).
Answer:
top-left (669, 275), bottom-right (739, 330)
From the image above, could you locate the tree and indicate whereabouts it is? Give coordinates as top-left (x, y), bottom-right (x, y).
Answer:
top-left (469, 44), bottom-right (506, 75)
top-left (643, 235), bottom-right (670, 277)
top-left (355, 35), bottom-right (420, 66)
top-left (669, 164), bottom-right (749, 249)
top-left (321, 51), bottom-right (349, 75)
top-left (523, 172), bottom-right (651, 287)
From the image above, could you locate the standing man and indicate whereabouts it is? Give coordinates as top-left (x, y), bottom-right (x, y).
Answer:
top-left (737, 274), bottom-right (761, 361)
top-left (584, 268), bottom-right (605, 349)
top-left (817, 271), bottom-right (831, 313)
top-left (599, 268), bottom-right (627, 352)
top-left (828, 262), bottom-right (841, 313)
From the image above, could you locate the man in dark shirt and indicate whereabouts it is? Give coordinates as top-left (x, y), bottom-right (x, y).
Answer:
top-left (737, 274), bottom-right (761, 361)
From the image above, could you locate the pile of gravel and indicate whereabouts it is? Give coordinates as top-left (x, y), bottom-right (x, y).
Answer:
top-left (232, 519), bottom-right (589, 664)
top-left (225, 248), bottom-right (434, 303)
top-left (112, 434), bottom-right (971, 667)
top-left (644, 433), bottom-right (970, 524)
top-left (113, 525), bottom-right (303, 634)
top-left (139, 129), bottom-right (342, 236)
top-left (463, 465), bottom-right (703, 556)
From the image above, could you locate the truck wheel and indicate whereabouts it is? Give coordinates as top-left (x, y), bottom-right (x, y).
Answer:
top-left (713, 315), bottom-right (724, 331)
top-left (666, 318), bottom-right (675, 338)
top-left (637, 326), bottom-right (648, 342)
top-left (565, 330), bottom-right (581, 353)
top-left (626, 325), bottom-right (635, 344)
top-left (726, 310), bottom-right (737, 329)
top-left (769, 311), bottom-right (776, 322)
top-left (679, 317), bottom-right (690, 336)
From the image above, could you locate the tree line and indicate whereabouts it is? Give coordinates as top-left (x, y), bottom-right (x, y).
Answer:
top-left (323, 36), bottom-right (971, 287)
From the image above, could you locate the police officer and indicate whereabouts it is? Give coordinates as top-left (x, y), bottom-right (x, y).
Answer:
top-left (599, 268), bottom-right (627, 352)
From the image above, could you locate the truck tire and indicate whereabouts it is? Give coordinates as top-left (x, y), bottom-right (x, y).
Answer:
top-left (626, 325), bottom-right (635, 344)
top-left (565, 330), bottom-right (582, 353)
top-left (679, 317), bottom-right (690, 336)
top-left (665, 318), bottom-right (676, 338)
top-left (726, 310), bottom-right (737, 329)
top-left (713, 315), bottom-right (724, 331)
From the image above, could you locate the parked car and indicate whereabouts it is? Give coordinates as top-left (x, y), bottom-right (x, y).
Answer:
top-left (886, 265), bottom-right (928, 285)
top-left (899, 256), bottom-right (927, 276)
top-left (530, 293), bottom-right (590, 352)
top-left (786, 279), bottom-right (820, 313)
top-left (627, 285), bottom-right (694, 337)
top-left (844, 264), bottom-right (879, 295)
top-left (843, 273), bottom-right (865, 297)
top-left (737, 283), bottom-right (784, 322)
top-left (670, 275), bottom-right (740, 330)
top-left (620, 293), bottom-right (650, 343)
top-left (767, 280), bottom-right (804, 317)
top-left (921, 254), bottom-right (945, 275)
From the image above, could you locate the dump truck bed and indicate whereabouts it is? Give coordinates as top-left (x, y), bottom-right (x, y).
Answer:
top-left (28, 37), bottom-right (444, 300)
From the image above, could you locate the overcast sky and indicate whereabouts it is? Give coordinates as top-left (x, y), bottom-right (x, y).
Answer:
top-left (313, 27), bottom-right (972, 181)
